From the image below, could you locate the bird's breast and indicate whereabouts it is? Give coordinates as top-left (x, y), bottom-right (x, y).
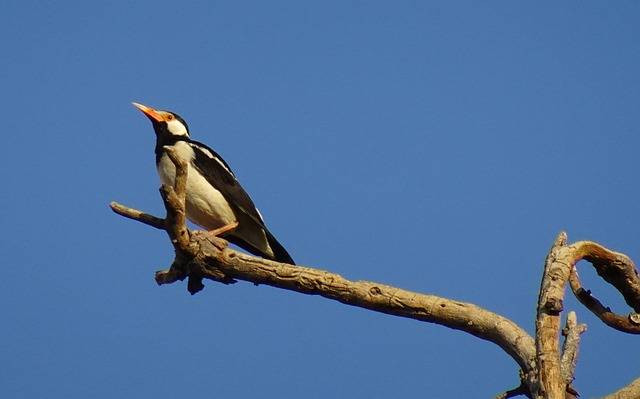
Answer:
top-left (157, 142), bottom-right (237, 229)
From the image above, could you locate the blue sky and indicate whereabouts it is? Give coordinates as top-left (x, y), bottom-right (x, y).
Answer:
top-left (1, 1), bottom-right (639, 397)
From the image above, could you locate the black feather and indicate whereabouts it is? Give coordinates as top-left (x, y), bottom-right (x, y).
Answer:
top-left (183, 138), bottom-right (295, 263)
top-left (264, 228), bottom-right (295, 264)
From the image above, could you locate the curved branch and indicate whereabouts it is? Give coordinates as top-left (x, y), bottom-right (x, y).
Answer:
top-left (533, 234), bottom-right (640, 396)
top-left (568, 268), bottom-right (640, 334)
top-left (569, 241), bottom-right (640, 313)
top-left (199, 233), bottom-right (536, 372)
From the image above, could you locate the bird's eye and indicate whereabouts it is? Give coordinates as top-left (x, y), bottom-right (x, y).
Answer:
top-left (166, 114), bottom-right (174, 121)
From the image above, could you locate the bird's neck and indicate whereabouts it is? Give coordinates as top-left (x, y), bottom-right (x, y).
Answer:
top-left (154, 135), bottom-right (190, 163)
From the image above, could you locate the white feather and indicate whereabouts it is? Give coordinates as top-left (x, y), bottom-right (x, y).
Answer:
top-left (188, 143), bottom-right (234, 176)
top-left (157, 141), bottom-right (236, 229)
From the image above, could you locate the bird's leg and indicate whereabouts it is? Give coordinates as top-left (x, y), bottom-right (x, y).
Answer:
top-left (201, 221), bottom-right (239, 251)
top-left (202, 221), bottom-right (238, 251)
top-left (208, 221), bottom-right (239, 237)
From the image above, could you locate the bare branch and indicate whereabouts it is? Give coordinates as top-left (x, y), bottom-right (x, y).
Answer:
top-left (109, 201), bottom-right (165, 230)
top-left (560, 311), bottom-right (586, 392)
top-left (495, 382), bottom-right (530, 399)
top-left (601, 377), bottom-right (640, 399)
top-left (568, 268), bottom-right (640, 334)
top-left (161, 147), bottom-right (190, 249)
top-left (108, 147), bottom-right (190, 248)
top-left (569, 241), bottom-right (640, 312)
top-left (535, 232), bottom-right (570, 398)
top-left (533, 233), bottom-right (640, 397)
top-left (193, 233), bottom-right (537, 372)
top-left (154, 259), bottom-right (187, 285)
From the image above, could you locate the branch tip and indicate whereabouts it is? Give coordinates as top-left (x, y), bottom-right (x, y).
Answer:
top-left (109, 201), bottom-right (165, 230)
top-left (554, 231), bottom-right (568, 247)
top-left (495, 382), bottom-right (529, 399)
top-left (561, 311), bottom-right (585, 386)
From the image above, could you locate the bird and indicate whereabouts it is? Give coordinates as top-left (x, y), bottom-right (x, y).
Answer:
top-left (132, 102), bottom-right (295, 265)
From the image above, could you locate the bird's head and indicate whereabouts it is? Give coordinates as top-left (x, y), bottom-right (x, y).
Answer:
top-left (132, 102), bottom-right (190, 138)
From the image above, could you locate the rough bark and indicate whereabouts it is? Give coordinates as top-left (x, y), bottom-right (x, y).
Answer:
top-left (560, 312), bottom-right (585, 385)
top-left (535, 233), bottom-right (571, 398)
top-left (569, 268), bottom-right (640, 334)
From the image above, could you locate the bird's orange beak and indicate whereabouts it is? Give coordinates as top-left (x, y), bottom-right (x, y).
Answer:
top-left (132, 102), bottom-right (165, 122)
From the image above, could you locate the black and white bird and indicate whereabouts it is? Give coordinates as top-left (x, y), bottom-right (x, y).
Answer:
top-left (132, 102), bottom-right (294, 265)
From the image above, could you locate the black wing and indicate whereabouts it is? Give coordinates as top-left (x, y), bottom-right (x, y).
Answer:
top-left (188, 139), bottom-right (265, 226)
top-left (187, 139), bottom-right (294, 264)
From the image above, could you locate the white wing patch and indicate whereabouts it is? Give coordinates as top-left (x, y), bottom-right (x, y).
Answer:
top-left (190, 143), bottom-right (234, 177)
top-left (196, 145), bottom-right (215, 159)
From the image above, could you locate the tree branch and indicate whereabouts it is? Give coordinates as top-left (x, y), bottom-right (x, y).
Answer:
top-left (208, 236), bottom-right (537, 371)
top-left (533, 234), bottom-right (640, 397)
top-left (560, 311), bottom-right (586, 383)
top-left (560, 311), bottom-right (586, 398)
top-left (601, 377), bottom-right (640, 399)
top-left (109, 201), bottom-right (165, 230)
top-left (535, 232), bottom-right (571, 398)
top-left (161, 146), bottom-right (190, 250)
top-left (562, 240), bottom-right (640, 335)
top-left (569, 241), bottom-right (640, 313)
top-left (568, 268), bottom-right (640, 334)
top-left (495, 382), bottom-right (530, 399)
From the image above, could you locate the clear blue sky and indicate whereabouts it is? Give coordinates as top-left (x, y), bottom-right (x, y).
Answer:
top-left (1, 1), bottom-right (639, 397)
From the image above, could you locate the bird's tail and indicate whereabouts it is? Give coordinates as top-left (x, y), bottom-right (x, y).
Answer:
top-left (265, 229), bottom-right (295, 265)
